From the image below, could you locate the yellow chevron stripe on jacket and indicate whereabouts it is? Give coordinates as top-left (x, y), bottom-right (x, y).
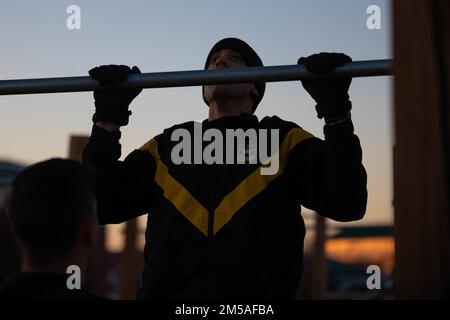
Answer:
top-left (140, 127), bottom-right (314, 237)
top-left (213, 127), bottom-right (314, 235)
top-left (140, 139), bottom-right (209, 236)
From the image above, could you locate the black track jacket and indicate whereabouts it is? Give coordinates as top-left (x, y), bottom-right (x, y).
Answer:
top-left (82, 113), bottom-right (367, 299)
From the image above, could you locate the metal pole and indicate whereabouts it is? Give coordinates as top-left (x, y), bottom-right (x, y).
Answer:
top-left (0, 59), bottom-right (392, 96)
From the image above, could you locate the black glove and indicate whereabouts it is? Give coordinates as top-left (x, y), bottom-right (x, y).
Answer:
top-left (298, 53), bottom-right (352, 123)
top-left (89, 65), bottom-right (142, 126)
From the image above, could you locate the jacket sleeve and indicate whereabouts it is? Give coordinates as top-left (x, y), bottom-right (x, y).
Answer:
top-left (82, 125), bottom-right (157, 225)
top-left (287, 119), bottom-right (367, 221)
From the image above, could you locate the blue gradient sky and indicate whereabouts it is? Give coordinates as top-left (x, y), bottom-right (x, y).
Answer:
top-left (0, 0), bottom-right (393, 225)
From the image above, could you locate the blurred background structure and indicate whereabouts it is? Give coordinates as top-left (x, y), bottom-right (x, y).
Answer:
top-left (393, 0), bottom-right (450, 299)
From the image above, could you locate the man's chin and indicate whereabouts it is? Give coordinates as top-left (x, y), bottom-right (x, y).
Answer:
top-left (207, 84), bottom-right (249, 100)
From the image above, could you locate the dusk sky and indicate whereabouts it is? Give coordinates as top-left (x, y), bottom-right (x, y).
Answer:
top-left (0, 0), bottom-right (392, 227)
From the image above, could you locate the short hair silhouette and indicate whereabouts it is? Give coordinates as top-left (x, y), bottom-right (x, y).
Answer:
top-left (7, 158), bottom-right (96, 267)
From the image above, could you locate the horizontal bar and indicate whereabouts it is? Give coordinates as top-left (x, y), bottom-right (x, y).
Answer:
top-left (0, 59), bottom-right (392, 96)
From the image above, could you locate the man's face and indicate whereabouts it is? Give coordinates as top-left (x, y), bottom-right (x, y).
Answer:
top-left (203, 49), bottom-right (259, 106)
top-left (207, 49), bottom-right (247, 69)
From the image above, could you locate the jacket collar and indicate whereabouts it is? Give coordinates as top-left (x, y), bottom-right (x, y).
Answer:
top-left (202, 112), bottom-right (259, 130)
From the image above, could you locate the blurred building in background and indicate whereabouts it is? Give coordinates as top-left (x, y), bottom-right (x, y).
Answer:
top-left (68, 135), bottom-right (144, 299)
top-left (298, 214), bottom-right (394, 300)
top-left (325, 225), bottom-right (394, 299)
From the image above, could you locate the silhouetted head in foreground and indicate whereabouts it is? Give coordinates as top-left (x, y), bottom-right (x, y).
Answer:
top-left (6, 158), bottom-right (97, 274)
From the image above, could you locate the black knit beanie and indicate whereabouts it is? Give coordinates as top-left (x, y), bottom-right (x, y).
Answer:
top-left (202, 38), bottom-right (265, 113)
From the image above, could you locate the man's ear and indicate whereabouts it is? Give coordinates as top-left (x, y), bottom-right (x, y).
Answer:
top-left (8, 219), bottom-right (26, 252)
top-left (5, 197), bottom-right (24, 247)
top-left (79, 215), bottom-right (98, 248)
top-left (251, 86), bottom-right (259, 99)
top-left (202, 86), bottom-right (210, 105)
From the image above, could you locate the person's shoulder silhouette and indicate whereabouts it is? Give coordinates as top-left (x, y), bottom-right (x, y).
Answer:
top-left (1, 158), bottom-right (105, 300)
top-left (0, 272), bottom-right (102, 300)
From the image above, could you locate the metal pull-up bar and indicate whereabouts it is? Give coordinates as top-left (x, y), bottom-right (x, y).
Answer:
top-left (0, 59), bottom-right (392, 96)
